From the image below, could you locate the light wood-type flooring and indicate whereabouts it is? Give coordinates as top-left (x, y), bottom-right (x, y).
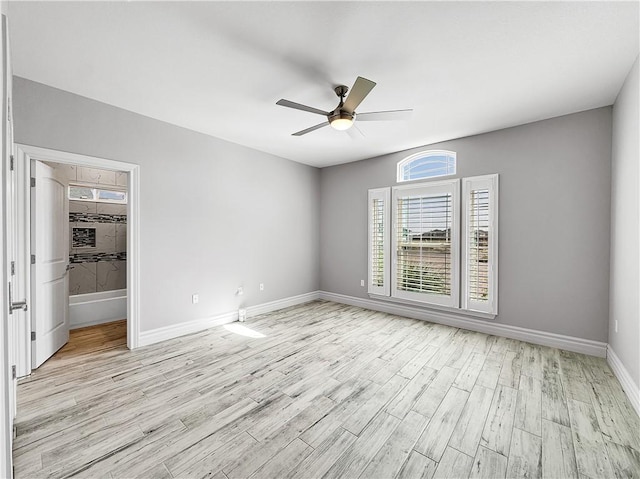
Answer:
top-left (13, 301), bottom-right (640, 478)
top-left (55, 319), bottom-right (127, 359)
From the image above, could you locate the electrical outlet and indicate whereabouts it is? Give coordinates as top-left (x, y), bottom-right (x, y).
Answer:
top-left (259, 283), bottom-right (264, 291)
top-left (615, 320), bottom-right (618, 333)
top-left (237, 287), bottom-right (244, 296)
top-left (360, 279), bottom-right (365, 287)
top-left (192, 294), bottom-right (199, 304)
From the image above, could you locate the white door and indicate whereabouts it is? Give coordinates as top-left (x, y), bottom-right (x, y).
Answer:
top-left (31, 160), bottom-right (69, 368)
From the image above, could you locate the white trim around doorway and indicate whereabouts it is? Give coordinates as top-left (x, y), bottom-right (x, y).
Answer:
top-left (15, 144), bottom-right (140, 354)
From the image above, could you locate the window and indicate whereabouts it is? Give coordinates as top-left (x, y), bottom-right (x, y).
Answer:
top-left (69, 186), bottom-right (93, 200)
top-left (397, 150), bottom-right (456, 183)
top-left (462, 174), bottom-right (498, 314)
top-left (69, 186), bottom-right (127, 204)
top-left (392, 179), bottom-right (460, 308)
top-left (368, 174), bottom-right (498, 317)
top-left (368, 188), bottom-right (390, 296)
top-left (97, 189), bottom-right (127, 202)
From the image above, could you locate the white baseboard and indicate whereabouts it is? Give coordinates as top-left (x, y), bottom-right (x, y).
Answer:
top-left (69, 290), bottom-right (127, 330)
top-left (246, 291), bottom-right (320, 317)
top-left (319, 291), bottom-right (608, 358)
top-left (137, 288), bottom-right (608, 358)
top-left (607, 346), bottom-right (640, 417)
top-left (138, 291), bottom-right (321, 347)
top-left (138, 310), bottom-right (237, 347)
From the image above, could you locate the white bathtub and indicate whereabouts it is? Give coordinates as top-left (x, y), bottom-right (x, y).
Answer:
top-left (69, 289), bottom-right (127, 329)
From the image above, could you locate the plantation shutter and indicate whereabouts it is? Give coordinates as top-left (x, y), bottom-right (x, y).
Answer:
top-left (392, 179), bottom-right (460, 308)
top-left (368, 188), bottom-right (390, 296)
top-left (462, 174), bottom-right (499, 314)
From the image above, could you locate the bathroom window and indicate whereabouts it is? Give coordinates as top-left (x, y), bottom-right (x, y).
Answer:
top-left (69, 186), bottom-right (94, 200)
top-left (69, 186), bottom-right (127, 204)
top-left (97, 189), bottom-right (127, 202)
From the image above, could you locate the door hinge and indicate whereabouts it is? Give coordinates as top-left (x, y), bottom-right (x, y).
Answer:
top-left (31, 331), bottom-right (36, 341)
top-left (31, 177), bottom-right (36, 187)
top-left (11, 365), bottom-right (16, 380)
top-left (10, 261), bottom-right (15, 276)
top-left (31, 254), bottom-right (35, 264)
top-left (9, 154), bottom-right (14, 171)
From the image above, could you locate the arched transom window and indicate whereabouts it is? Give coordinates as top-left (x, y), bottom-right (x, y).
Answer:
top-left (397, 150), bottom-right (456, 183)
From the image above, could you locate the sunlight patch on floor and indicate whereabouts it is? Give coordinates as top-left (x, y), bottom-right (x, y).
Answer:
top-left (224, 322), bottom-right (266, 338)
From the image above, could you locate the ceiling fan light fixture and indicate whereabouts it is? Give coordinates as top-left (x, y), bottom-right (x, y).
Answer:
top-left (277, 77), bottom-right (412, 136)
top-left (329, 111), bottom-right (355, 131)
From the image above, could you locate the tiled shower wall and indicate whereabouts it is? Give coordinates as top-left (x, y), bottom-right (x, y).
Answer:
top-left (55, 163), bottom-right (128, 188)
top-left (69, 201), bottom-right (127, 295)
top-left (60, 164), bottom-right (128, 296)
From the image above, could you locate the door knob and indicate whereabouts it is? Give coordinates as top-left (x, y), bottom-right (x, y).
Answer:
top-left (8, 282), bottom-right (28, 314)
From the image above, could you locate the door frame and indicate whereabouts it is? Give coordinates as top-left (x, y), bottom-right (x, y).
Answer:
top-left (15, 144), bottom-right (140, 363)
top-left (1, 11), bottom-right (13, 477)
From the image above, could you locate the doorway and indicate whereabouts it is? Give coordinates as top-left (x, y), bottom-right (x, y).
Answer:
top-left (13, 144), bottom-right (140, 377)
top-left (39, 161), bottom-right (128, 365)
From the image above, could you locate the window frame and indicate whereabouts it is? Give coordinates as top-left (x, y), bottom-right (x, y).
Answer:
top-left (391, 178), bottom-right (461, 308)
top-left (367, 188), bottom-right (391, 296)
top-left (461, 174), bottom-right (499, 315)
top-left (397, 150), bottom-right (457, 183)
top-left (367, 173), bottom-right (499, 319)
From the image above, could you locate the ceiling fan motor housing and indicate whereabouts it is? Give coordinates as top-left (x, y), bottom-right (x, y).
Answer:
top-left (329, 109), bottom-right (355, 121)
top-left (329, 109), bottom-right (355, 130)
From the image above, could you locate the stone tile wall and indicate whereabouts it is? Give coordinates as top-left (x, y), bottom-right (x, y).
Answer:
top-left (69, 199), bottom-right (127, 295)
top-left (44, 162), bottom-right (129, 296)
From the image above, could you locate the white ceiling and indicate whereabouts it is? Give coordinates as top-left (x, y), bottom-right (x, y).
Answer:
top-left (8, 1), bottom-right (639, 168)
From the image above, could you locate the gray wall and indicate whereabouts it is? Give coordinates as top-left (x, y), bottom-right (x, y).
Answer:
top-left (610, 56), bottom-right (639, 387)
top-left (13, 77), bottom-right (320, 332)
top-left (320, 108), bottom-right (612, 342)
top-left (13, 75), bottom-right (618, 345)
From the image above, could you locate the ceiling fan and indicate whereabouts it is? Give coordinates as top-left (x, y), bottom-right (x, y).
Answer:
top-left (276, 76), bottom-right (413, 137)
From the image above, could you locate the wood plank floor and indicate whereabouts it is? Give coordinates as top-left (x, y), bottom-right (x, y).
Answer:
top-left (13, 301), bottom-right (640, 478)
top-left (56, 320), bottom-right (127, 359)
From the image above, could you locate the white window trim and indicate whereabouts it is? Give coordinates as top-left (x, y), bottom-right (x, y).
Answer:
top-left (367, 175), bottom-right (498, 320)
top-left (368, 188), bottom-right (391, 296)
top-left (397, 149), bottom-right (457, 183)
top-left (368, 293), bottom-right (497, 320)
top-left (391, 178), bottom-right (460, 309)
top-left (462, 174), bottom-right (499, 315)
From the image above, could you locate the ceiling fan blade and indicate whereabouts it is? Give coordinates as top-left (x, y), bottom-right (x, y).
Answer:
top-left (292, 122), bottom-right (329, 136)
top-left (343, 77), bottom-right (376, 113)
top-left (346, 126), bottom-right (365, 139)
top-left (356, 109), bottom-right (413, 122)
top-left (276, 99), bottom-right (330, 116)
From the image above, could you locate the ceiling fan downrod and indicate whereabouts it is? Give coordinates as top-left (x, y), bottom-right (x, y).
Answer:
top-left (330, 85), bottom-right (355, 130)
top-left (334, 85), bottom-right (349, 105)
